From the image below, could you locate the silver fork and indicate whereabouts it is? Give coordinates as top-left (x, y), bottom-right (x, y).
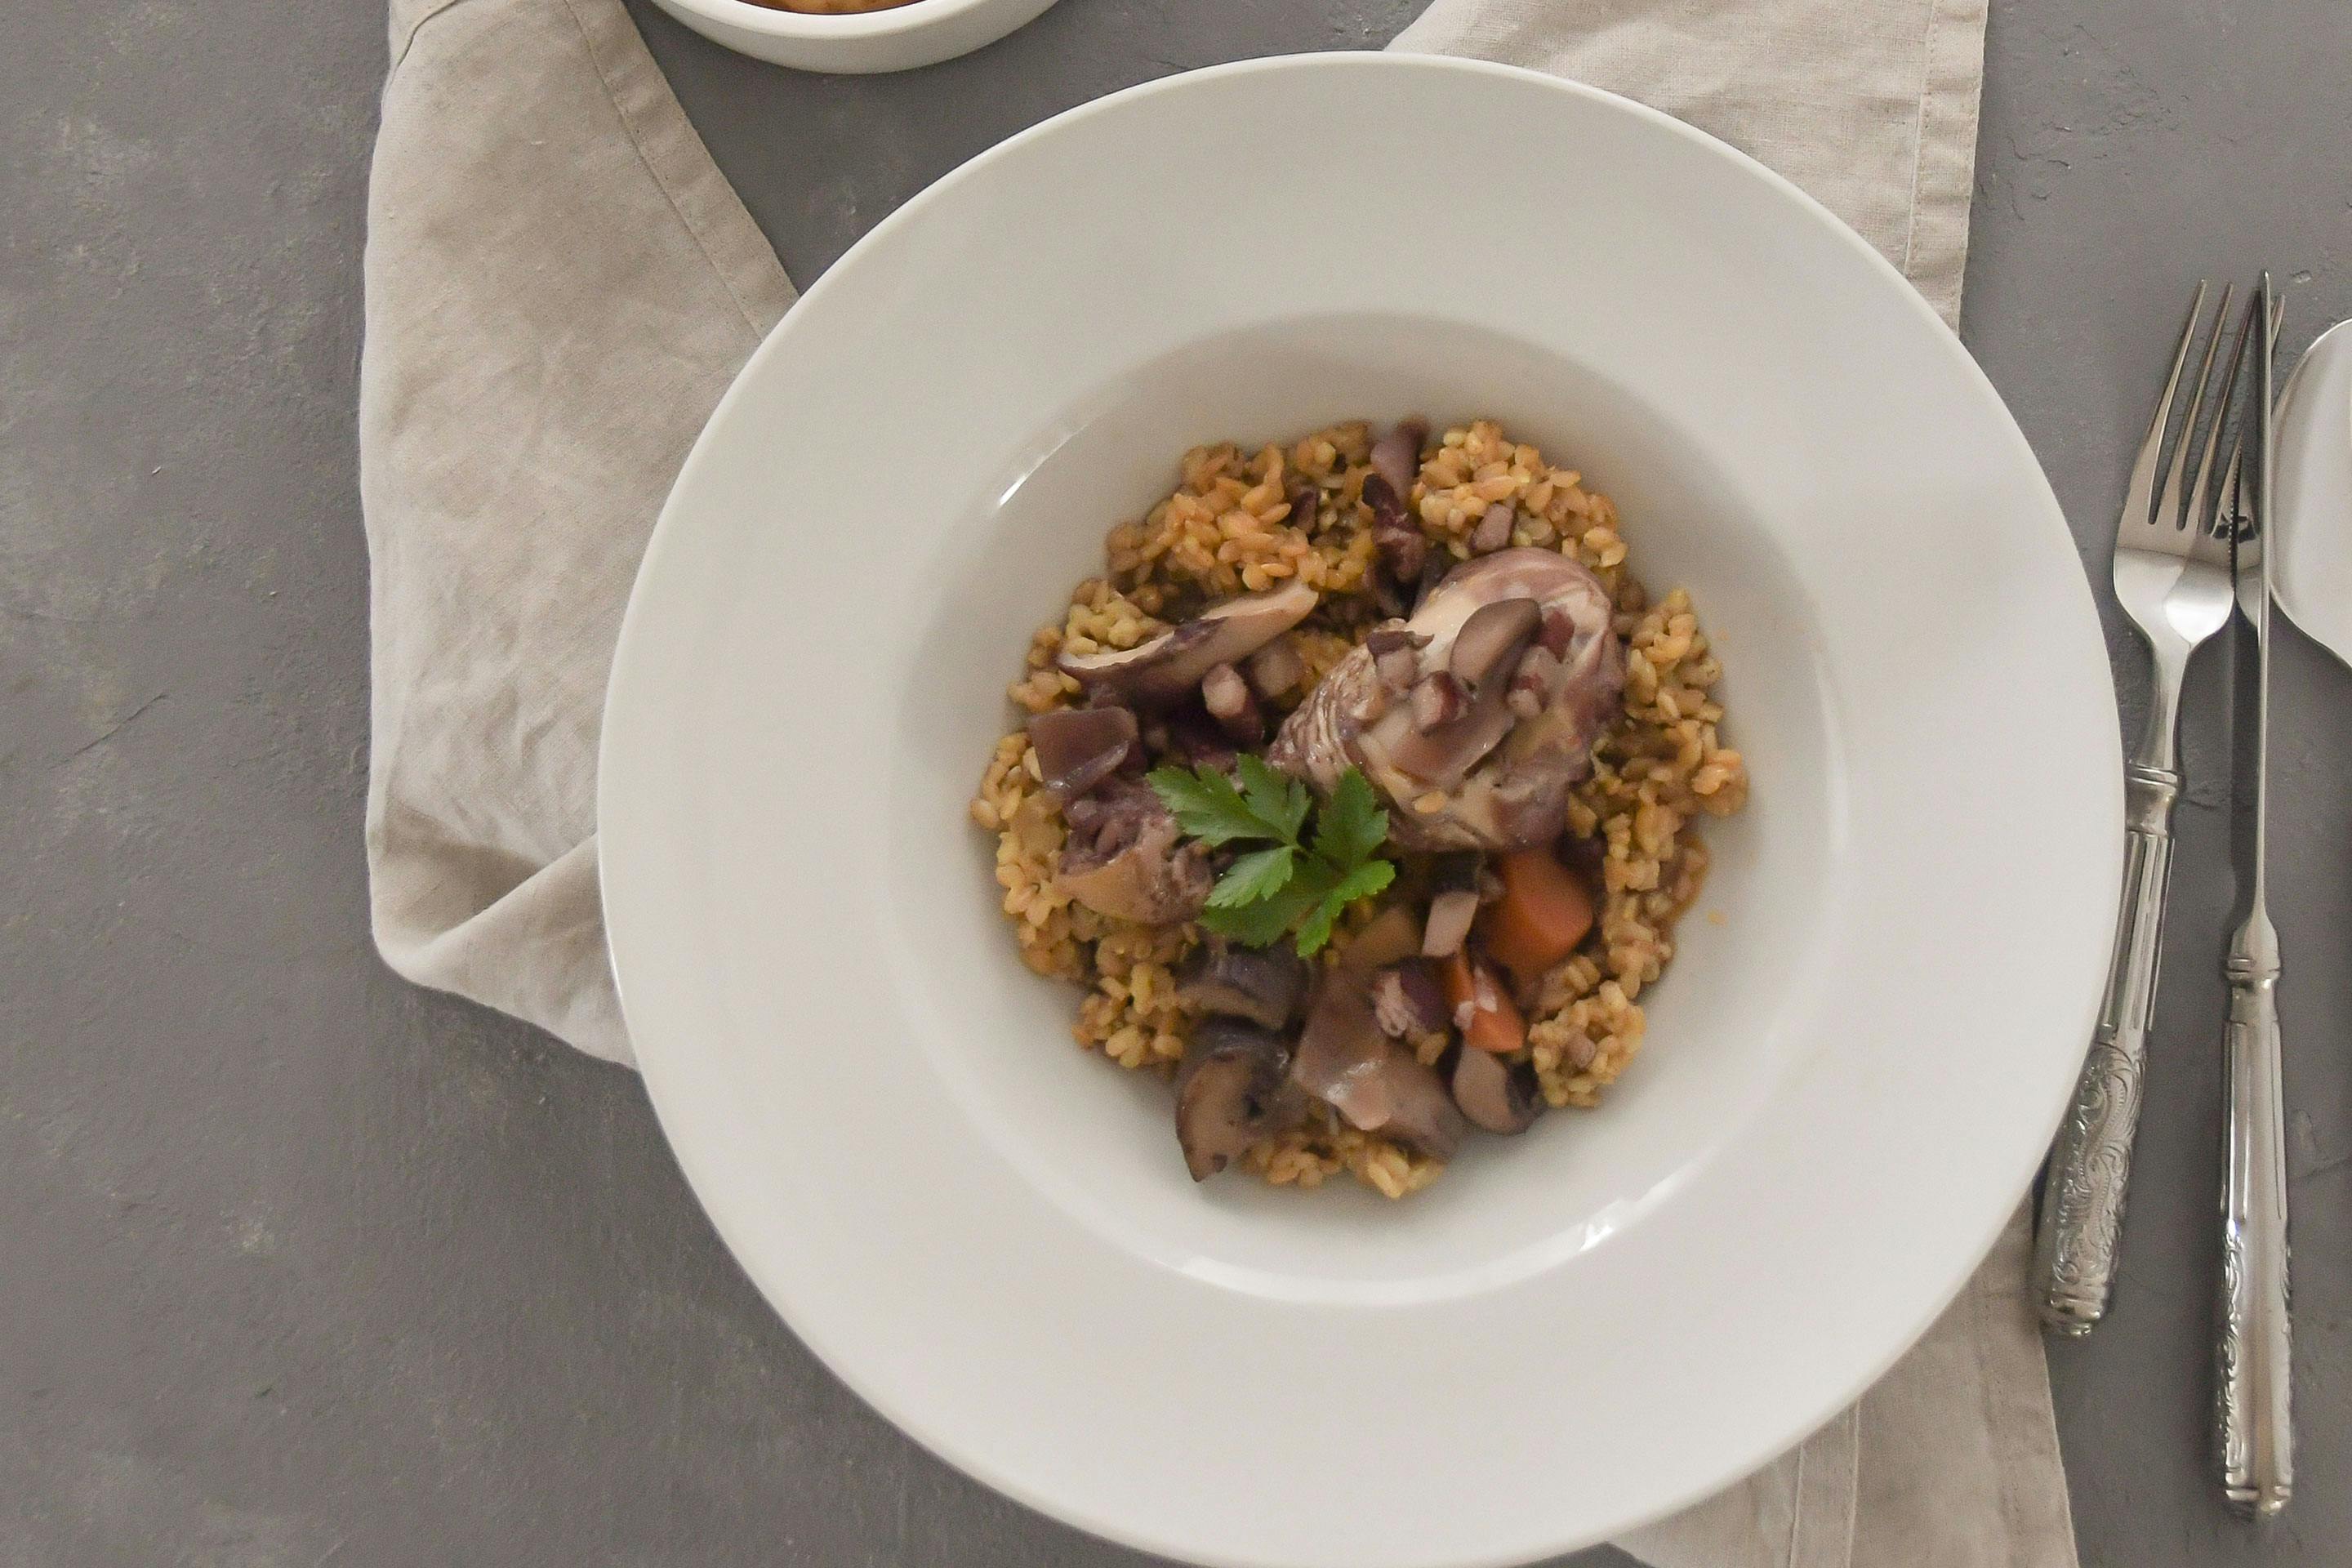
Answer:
top-left (2034, 282), bottom-right (2239, 1334)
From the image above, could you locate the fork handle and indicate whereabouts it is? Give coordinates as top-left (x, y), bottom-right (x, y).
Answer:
top-left (2217, 953), bottom-right (2292, 1517)
top-left (2034, 761), bottom-right (2176, 1333)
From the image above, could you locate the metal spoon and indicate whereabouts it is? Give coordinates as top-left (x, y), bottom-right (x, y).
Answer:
top-left (2272, 318), bottom-right (2352, 665)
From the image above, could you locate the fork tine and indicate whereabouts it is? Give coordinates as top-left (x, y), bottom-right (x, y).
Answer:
top-left (2189, 290), bottom-right (2260, 535)
top-left (2125, 282), bottom-right (2211, 528)
top-left (2211, 294), bottom-right (2283, 537)
top-left (2159, 282), bottom-right (2234, 528)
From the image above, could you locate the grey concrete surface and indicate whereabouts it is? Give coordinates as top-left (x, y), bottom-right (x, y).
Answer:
top-left (3, 1), bottom-right (2348, 1564)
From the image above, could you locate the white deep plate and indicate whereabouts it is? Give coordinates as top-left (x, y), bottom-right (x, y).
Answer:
top-left (600, 54), bottom-right (2120, 1568)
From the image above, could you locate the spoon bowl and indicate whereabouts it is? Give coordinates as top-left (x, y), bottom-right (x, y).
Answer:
top-left (2274, 319), bottom-right (2352, 664)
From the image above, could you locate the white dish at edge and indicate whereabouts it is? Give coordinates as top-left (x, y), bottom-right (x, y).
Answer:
top-left (648, 0), bottom-right (1060, 74)
top-left (2275, 319), bottom-right (2352, 666)
top-left (598, 54), bottom-right (2122, 1568)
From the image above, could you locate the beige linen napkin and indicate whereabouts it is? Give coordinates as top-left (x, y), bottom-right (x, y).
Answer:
top-left (361, 1), bottom-right (2075, 1563)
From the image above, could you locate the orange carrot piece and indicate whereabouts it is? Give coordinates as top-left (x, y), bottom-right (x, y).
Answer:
top-left (1440, 949), bottom-right (1526, 1055)
top-left (1481, 847), bottom-right (1595, 984)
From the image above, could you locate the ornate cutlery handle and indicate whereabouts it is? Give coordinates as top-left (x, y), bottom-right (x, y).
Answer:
top-left (2217, 954), bottom-right (2292, 1517)
top-left (2034, 761), bottom-right (2176, 1333)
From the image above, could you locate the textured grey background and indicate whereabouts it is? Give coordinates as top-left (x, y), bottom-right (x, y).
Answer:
top-left (4, 1), bottom-right (2349, 1564)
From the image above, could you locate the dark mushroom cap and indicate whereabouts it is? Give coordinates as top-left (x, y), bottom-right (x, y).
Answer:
top-left (1174, 1018), bottom-right (1303, 1181)
top-left (1175, 944), bottom-right (1308, 1031)
top-left (1025, 704), bottom-right (1138, 801)
top-left (1448, 596), bottom-right (1542, 691)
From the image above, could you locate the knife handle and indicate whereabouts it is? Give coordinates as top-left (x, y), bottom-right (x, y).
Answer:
top-left (2218, 952), bottom-right (2292, 1517)
top-left (2034, 761), bottom-right (2176, 1333)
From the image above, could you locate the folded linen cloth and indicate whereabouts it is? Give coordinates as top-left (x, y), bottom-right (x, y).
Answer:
top-left (359, 1), bottom-right (2075, 1563)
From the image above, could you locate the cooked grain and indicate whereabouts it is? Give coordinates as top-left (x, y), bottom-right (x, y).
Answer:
top-left (973, 419), bottom-right (1749, 1194)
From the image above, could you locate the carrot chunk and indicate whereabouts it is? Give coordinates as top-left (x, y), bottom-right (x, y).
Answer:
top-left (1440, 949), bottom-right (1526, 1055)
top-left (1481, 847), bottom-right (1595, 984)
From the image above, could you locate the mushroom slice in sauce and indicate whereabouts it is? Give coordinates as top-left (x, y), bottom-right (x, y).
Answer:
top-left (1363, 472), bottom-right (1427, 586)
top-left (1447, 597), bottom-right (1542, 692)
top-left (1450, 1047), bottom-right (1544, 1135)
top-left (1468, 502), bottom-right (1515, 555)
top-left (1057, 582), bottom-right (1317, 703)
top-left (1024, 704), bottom-right (1137, 801)
top-left (1368, 417), bottom-right (1428, 497)
top-left (1053, 779), bottom-right (1214, 925)
top-left (1174, 1019), bottom-right (1303, 1181)
top-left (1420, 853), bottom-right (1484, 958)
top-left (1288, 909), bottom-right (1467, 1161)
top-left (1175, 944), bottom-right (1308, 1031)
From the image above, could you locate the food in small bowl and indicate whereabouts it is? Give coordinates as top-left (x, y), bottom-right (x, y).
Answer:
top-left (739, 0), bottom-right (918, 11)
top-left (647, 0), bottom-right (1058, 73)
top-left (973, 417), bottom-right (1748, 1197)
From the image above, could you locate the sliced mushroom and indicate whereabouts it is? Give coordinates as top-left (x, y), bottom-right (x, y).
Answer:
top-left (1369, 417), bottom-right (1428, 497)
top-left (1468, 501), bottom-right (1514, 554)
top-left (1290, 975), bottom-right (1465, 1160)
top-left (1057, 582), bottom-right (1318, 703)
top-left (1025, 704), bottom-right (1138, 801)
top-left (1175, 943), bottom-right (1308, 1031)
top-left (1382, 670), bottom-right (1516, 787)
top-left (1449, 597), bottom-right (1542, 691)
top-left (1054, 779), bottom-right (1214, 924)
top-left (1451, 1047), bottom-right (1544, 1135)
top-left (1288, 911), bottom-right (1467, 1160)
top-left (1174, 1019), bottom-right (1304, 1181)
top-left (1369, 960), bottom-right (1450, 1038)
top-left (1363, 471), bottom-right (1427, 586)
top-left (1383, 1064), bottom-right (1469, 1161)
top-left (1420, 854), bottom-right (1485, 957)
top-left (1245, 637), bottom-right (1307, 700)
top-left (1199, 662), bottom-right (1263, 743)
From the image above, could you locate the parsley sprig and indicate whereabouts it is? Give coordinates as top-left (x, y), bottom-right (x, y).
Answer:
top-left (1147, 756), bottom-right (1396, 957)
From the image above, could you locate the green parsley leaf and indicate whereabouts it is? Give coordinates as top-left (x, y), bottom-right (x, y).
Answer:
top-left (1309, 767), bottom-right (1391, 873)
top-left (1147, 764), bottom-right (1263, 846)
top-left (1233, 754), bottom-right (1311, 843)
top-left (1152, 758), bottom-right (1396, 955)
top-left (1206, 844), bottom-right (1296, 909)
top-left (1200, 877), bottom-right (1324, 947)
top-left (1293, 858), bottom-right (1396, 956)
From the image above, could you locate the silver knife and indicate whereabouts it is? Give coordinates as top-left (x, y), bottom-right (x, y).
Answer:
top-left (2216, 274), bottom-right (2292, 1519)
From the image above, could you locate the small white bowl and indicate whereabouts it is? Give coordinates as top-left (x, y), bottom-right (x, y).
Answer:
top-left (647, 0), bottom-right (1061, 74)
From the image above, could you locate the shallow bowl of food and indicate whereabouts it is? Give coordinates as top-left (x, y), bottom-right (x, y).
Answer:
top-left (647, 0), bottom-right (1062, 74)
top-left (599, 51), bottom-right (2120, 1568)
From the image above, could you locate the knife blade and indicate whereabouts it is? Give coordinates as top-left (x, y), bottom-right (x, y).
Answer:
top-left (2216, 274), bottom-right (2292, 1518)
